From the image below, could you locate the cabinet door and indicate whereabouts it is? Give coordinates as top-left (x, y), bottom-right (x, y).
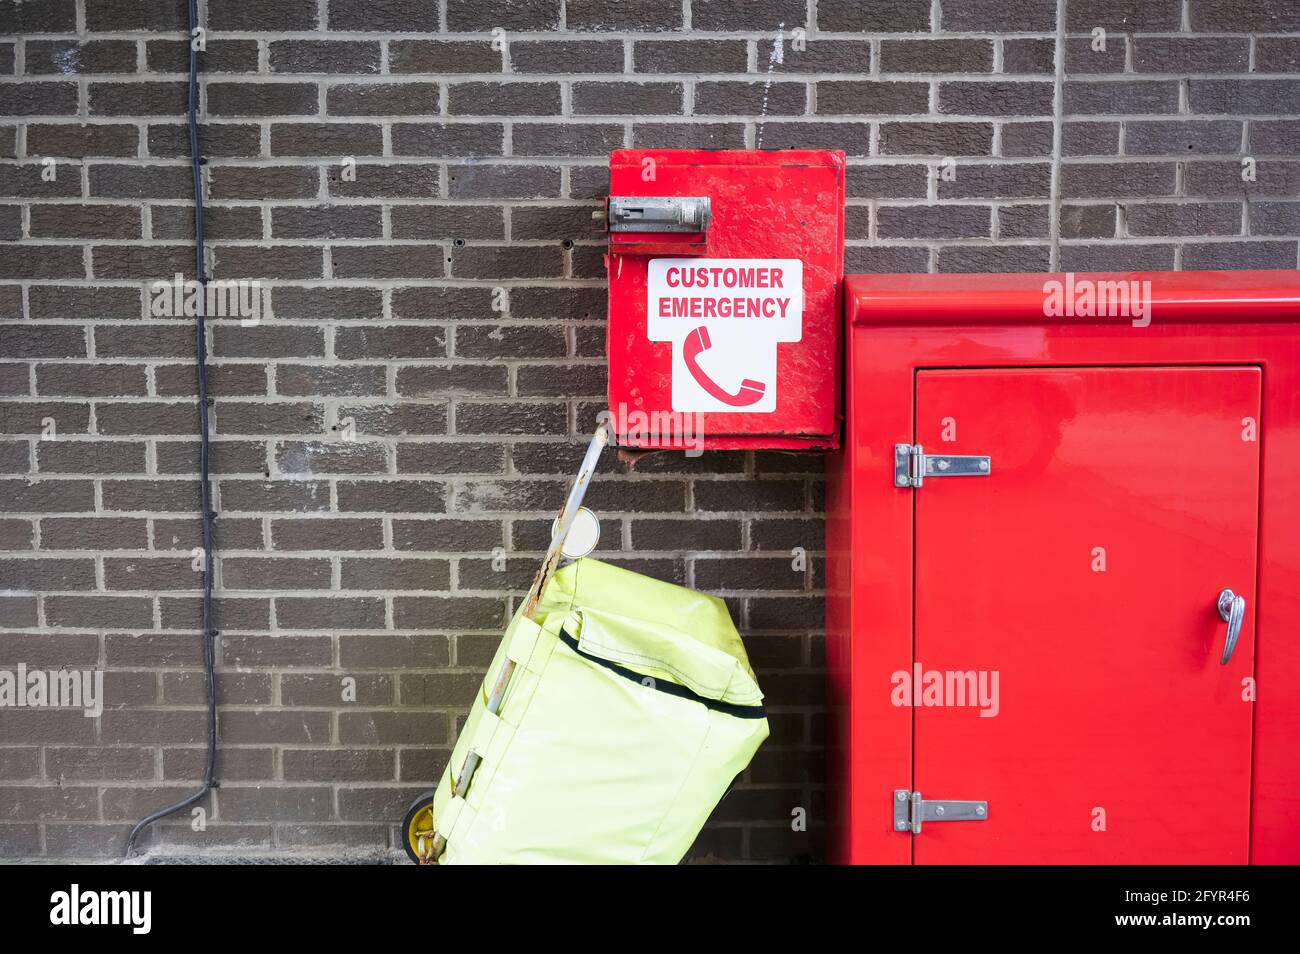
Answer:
top-left (913, 367), bottom-right (1259, 863)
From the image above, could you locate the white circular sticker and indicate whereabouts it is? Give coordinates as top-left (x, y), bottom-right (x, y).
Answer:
top-left (553, 507), bottom-right (601, 559)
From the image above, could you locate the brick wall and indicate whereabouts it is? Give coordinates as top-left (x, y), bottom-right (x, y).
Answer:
top-left (0, 0), bottom-right (1296, 862)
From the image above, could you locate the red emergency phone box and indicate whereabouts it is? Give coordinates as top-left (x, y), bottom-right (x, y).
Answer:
top-left (604, 149), bottom-right (845, 451)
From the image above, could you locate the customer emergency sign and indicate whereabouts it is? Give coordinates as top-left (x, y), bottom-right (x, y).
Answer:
top-left (647, 257), bottom-right (803, 413)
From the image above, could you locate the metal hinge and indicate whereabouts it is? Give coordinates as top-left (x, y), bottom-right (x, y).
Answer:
top-left (607, 196), bottom-right (712, 233)
top-left (894, 790), bottom-right (988, 834)
top-left (894, 443), bottom-right (991, 488)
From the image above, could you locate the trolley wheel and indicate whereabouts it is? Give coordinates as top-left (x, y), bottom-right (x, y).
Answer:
top-left (402, 790), bottom-right (437, 865)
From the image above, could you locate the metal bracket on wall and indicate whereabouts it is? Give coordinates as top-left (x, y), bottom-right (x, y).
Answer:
top-left (894, 790), bottom-right (989, 834)
top-left (607, 195), bottom-right (712, 232)
top-left (894, 443), bottom-right (991, 488)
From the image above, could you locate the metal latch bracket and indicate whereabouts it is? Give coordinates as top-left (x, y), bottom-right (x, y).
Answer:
top-left (895, 443), bottom-right (991, 488)
top-left (894, 790), bottom-right (988, 834)
top-left (607, 196), bottom-right (711, 233)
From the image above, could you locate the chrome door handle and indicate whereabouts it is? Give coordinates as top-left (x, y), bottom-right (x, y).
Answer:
top-left (1217, 588), bottom-right (1245, 666)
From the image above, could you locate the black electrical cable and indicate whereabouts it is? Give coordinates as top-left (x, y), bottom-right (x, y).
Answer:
top-left (126, 0), bottom-right (217, 857)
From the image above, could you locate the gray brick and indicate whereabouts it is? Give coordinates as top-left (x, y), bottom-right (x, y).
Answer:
top-left (938, 162), bottom-right (1053, 199)
top-left (1065, 0), bottom-right (1183, 32)
top-left (334, 326), bottom-right (447, 360)
top-left (0, 322), bottom-right (91, 358)
top-left (88, 164), bottom-right (193, 199)
top-left (46, 593), bottom-right (153, 627)
top-left (209, 165), bottom-right (320, 200)
top-left (1131, 38), bottom-right (1250, 74)
top-left (331, 245), bottom-right (445, 279)
top-left (881, 40), bottom-right (995, 73)
top-left (1003, 39), bottom-right (1057, 75)
top-left (270, 40), bottom-right (382, 74)
top-left (1251, 202), bottom-right (1300, 236)
top-left (1063, 81), bottom-right (1180, 115)
top-left (511, 40), bottom-right (623, 74)
top-left (694, 0), bottom-right (805, 30)
top-left (208, 83), bottom-right (319, 117)
top-left (455, 401), bottom-right (567, 435)
top-left (846, 163), bottom-right (929, 198)
top-left (0, 557), bottom-right (95, 589)
top-left (26, 123), bottom-right (139, 157)
top-left (1183, 241), bottom-right (1298, 269)
top-left (1185, 159), bottom-right (1300, 197)
top-left (337, 480), bottom-right (448, 514)
top-left (1002, 121), bottom-right (1055, 156)
top-left (1125, 202), bottom-right (1241, 237)
top-left (997, 203), bottom-right (1052, 238)
top-left (0, 0), bottom-right (77, 33)
top-left (271, 204), bottom-right (383, 239)
top-left (37, 440), bottom-right (147, 473)
top-left (26, 40), bottom-right (137, 75)
top-left (1125, 120), bottom-right (1243, 156)
top-left (821, 0), bottom-right (932, 31)
top-left (634, 121), bottom-right (749, 150)
top-left (0, 246), bottom-right (85, 279)
top-left (942, 3), bottom-right (1056, 30)
top-left (1188, 0), bottom-right (1300, 32)
top-left (327, 83), bottom-right (440, 116)
top-left (397, 441), bottom-right (504, 474)
top-left (210, 244), bottom-right (325, 280)
top-left (396, 365), bottom-right (508, 397)
top-left (937, 244), bottom-right (1052, 272)
top-left (1190, 80), bottom-right (1300, 115)
top-left (446, 164), bottom-right (559, 199)
top-left (270, 123), bottom-right (385, 156)
top-left (816, 81), bottom-right (928, 115)
top-left (697, 81), bottom-right (805, 116)
top-left (634, 40), bottom-right (748, 74)
top-left (567, 0), bottom-right (682, 30)
top-left (1063, 120), bottom-right (1121, 156)
top-left (0, 82), bottom-right (78, 115)
top-left (877, 204), bottom-right (993, 239)
top-left (89, 82), bottom-right (188, 116)
top-left (271, 286), bottom-right (382, 321)
top-left (209, 0), bottom-right (319, 30)
top-left (756, 121), bottom-right (871, 154)
top-left (1255, 38), bottom-right (1300, 74)
top-left (447, 0), bottom-right (561, 30)
top-left (881, 122), bottom-right (994, 156)
top-left (1064, 36), bottom-right (1126, 75)
top-left (1062, 161), bottom-right (1177, 197)
top-left (573, 81), bottom-right (683, 116)
top-left (514, 122), bottom-right (622, 156)
top-left (448, 82), bottom-right (561, 116)
top-left (1061, 203), bottom-right (1119, 238)
top-left (326, 0), bottom-right (439, 31)
top-left (447, 244), bottom-right (564, 279)
top-left (390, 205), bottom-right (504, 240)
top-left (0, 163), bottom-right (82, 198)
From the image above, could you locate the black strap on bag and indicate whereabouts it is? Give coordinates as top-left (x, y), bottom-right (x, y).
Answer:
top-left (558, 629), bottom-right (767, 720)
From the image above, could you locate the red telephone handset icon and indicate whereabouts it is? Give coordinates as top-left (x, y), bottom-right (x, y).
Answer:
top-left (682, 326), bottom-right (766, 408)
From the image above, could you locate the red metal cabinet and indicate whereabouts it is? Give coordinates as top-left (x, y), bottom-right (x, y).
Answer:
top-left (604, 149), bottom-right (844, 450)
top-left (826, 269), bottom-right (1300, 864)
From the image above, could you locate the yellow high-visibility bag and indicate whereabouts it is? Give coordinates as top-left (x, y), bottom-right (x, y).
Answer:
top-left (416, 558), bottom-right (768, 864)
